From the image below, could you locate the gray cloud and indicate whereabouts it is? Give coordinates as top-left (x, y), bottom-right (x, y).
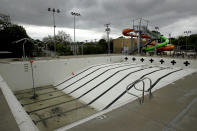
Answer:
top-left (0, 0), bottom-right (197, 37)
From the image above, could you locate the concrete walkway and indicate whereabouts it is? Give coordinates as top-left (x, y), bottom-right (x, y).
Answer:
top-left (68, 72), bottom-right (197, 131)
top-left (0, 89), bottom-right (20, 131)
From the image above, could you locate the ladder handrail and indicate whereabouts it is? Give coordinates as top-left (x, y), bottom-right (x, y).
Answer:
top-left (126, 79), bottom-right (143, 99)
top-left (126, 77), bottom-right (152, 104)
top-left (134, 77), bottom-right (152, 92)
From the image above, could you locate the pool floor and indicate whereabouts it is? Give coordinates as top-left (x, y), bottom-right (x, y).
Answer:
top-left (14, 85), bottom-right (97, 131)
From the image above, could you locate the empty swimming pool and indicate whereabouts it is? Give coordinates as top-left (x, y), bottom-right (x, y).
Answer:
top-left (1, 56), bottom-right (197, 131)
top-left (12, 61), bottom-right (196, 131)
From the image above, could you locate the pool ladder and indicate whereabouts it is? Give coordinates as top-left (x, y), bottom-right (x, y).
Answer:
top-left (126, 77), bottom-right (152, 104)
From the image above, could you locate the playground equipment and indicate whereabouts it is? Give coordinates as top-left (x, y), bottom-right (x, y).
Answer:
top-left (122, 18), bottom-right (174, 54)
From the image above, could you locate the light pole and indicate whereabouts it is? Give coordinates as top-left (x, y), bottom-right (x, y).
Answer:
top-left (48, 8), bottom-right (60, 57)
top-left (105, 24), bottom-right (111, 54)
top-left (71, 11), bottom-right (80, 55)
top-left (184, 31), bottom-right (191, 51)
top-left (154, 26), bottom-right (159, 55)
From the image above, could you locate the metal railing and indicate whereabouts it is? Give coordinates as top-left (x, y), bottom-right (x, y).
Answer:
top-left (126, 77), bottom-right (152, 104)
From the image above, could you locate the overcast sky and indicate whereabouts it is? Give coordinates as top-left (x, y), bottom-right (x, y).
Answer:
top-left (0, 0), bottom-right (197, 41)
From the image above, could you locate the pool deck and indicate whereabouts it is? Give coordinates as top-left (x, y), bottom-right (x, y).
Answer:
top-left (68, 72), bottom-right (197, 131)
top-left (0, 89), bottom-right (20, 131)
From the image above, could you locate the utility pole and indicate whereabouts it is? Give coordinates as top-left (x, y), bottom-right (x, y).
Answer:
top-left (105, 23), bottom-right (111, 54)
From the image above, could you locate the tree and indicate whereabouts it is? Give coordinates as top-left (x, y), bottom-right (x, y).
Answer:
top-left (56, 43), bottom-right (73, 55)
top-left (43, 31), bottom-right (72, 46)
top-left (118, 36), bottom-right (125, 38)
top-left (169, 34), bottom-right (197, 51)
top-left (55, 31), bottom-right (72, 44)
top-left (0, 14), bottom-right (11, 30)
top-left (82, 43), bottom-right (104, 55)
top-left (189, 34), bottom-right (197, 47)
top-left (110, 38), bottom-right (113, 53)
top-left (42, 35), bottom-right (54, 50)
top-left (0, 24), bottom-right (35, 57)
top-left (98, 39), bottom-right (108, 53)
top-left (42, 30), bottom-right (72, 55)
top-left (0, 19), bottom-right (4, 30)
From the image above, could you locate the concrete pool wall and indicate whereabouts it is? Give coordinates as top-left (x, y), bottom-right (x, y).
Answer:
top-left (0, 56), bottom-right (123, 91)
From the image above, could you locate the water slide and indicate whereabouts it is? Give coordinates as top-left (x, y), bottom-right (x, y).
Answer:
top-left (144, 35), bottom-right (170, 51)
top-left (122, 28), bottom-right (174, 52)
top-left (122, 28), bottom-right (150, 39)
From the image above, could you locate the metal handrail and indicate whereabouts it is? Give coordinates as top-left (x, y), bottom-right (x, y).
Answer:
top-left (126, 77), bottom-right (152, 104)
top-left (134, 77), bottom-right (152, 91)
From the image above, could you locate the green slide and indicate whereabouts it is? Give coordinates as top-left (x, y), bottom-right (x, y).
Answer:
top-left (144, 36), bottom-right (169, 51)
